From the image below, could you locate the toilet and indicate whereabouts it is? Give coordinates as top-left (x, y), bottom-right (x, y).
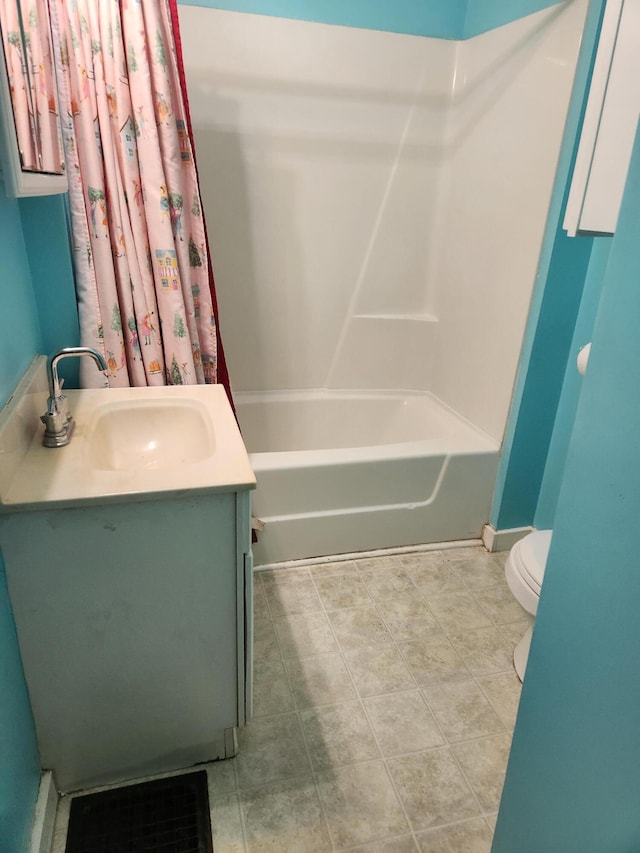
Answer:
top-left (504, 529), bottom-right (552, 681)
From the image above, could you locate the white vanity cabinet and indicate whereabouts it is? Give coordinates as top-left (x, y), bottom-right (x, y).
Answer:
top-left (0, 361), bottom-right (255, 793)
top-left (1, 488), bottom-right (253, 792)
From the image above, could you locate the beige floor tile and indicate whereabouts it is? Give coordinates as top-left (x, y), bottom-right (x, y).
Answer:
top-left (353, 554), bottom-right (402, 572)
top-left (240, 776), bottom-right (332, 852)
top-left (274, 611), bottom-right (338, 659)
top-left (387, 748), bottom-right (479, 831)
top-left (308, 559), bottom-right (359, 578)
top-left (299, 700), bottom-right (380, 769)
top-left (452, 733), bottom-right (512, 812)
top-left (473, 585), bottom-right (529, 626)
top-left (448, 626), bottom-right (514, 676)
top-left (210, 793), bottom-right (247, 853)
top-left (207, 758), bottom-right (238, 798)
top-left (236, 713), bottom-right (311, 789)
top-left (364, 690), bottom-right (444, 755)
top-left (253, 582), bottom-right (271, 622)
top-left (50, 831), bottom-right (67, 853)
top-left (252, 660), bottom-right (295, 718)
top-left (485, 812), bottom-right (498, 831)
top-left (376, 598), bottom-right (442, 643)
top-left (51, 794), bottom-right (71, 853)
top-left (345, 645), bottom-right (416, 697)
top-left (490, 550), bottom-right (508, 569)
top-left (260, 566), bottom-right (313, 583)
top-left (263, 576), bottom-right (323, 619)
top-left (397, 551), bottom-right (449, 570)
top-left (399, 635), bottom-right (471, 687)
top-left (437, 547), bottom-right (484, 562)
top-left (416, 816), bottom-right (493, 852)
top-left (477, 671), bottom-right (522, 729)
top-left (422, 679), bottom-right (505, 743)
top-left (447, 552), bottom-right (506, 591)
top-left (359, 566), bottom-right (416, 602)
top-left (327, 605), bottom-right (394, 649)
top-left (498, 619), bottom-right (533, 648)
top-left (285, 653), bottom-right (357, 708)
top-left (349, 836), bottom-right (419, 852)
top-left (427, 593), bottom-right (493, 634)
top-left (313, 573), bottom-right (372, 609)
top-left (253, 619), bottom-right (282, 664)
top-left (399, 557), bottom-right (465, 596)
top-left (316, 761), bottom-right (409, 848)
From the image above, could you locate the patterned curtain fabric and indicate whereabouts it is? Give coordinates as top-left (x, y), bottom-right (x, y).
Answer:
top-left (1, 0), bottom-right (61, 173)
top-left (49, 0), bottom-right (218, 388)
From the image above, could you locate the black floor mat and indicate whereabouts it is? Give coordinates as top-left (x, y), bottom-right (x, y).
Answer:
top-left (64, 769), bottom-right (214, 853)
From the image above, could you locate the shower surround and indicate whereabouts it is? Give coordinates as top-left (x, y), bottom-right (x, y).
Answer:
top-left (179, 1), bottom-right (587, 564)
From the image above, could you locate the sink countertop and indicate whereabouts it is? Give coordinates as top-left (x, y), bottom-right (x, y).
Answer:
top-left (0, 358), bottom-right (256, 511)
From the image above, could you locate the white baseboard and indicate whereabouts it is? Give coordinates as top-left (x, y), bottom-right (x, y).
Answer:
top-left (30, 771), bottom-right (57, 853)
top-left (482, 524), bottom-right (534, 553)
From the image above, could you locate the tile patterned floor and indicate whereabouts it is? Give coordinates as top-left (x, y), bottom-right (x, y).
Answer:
top-left (51, 545), bottom-right (530, 853)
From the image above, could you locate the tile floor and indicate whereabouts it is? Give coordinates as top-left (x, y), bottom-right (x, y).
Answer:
top-left (52, 545), bottom-right (529, 853)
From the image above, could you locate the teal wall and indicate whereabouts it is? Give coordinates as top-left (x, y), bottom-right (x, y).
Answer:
top-left (177, 0), bottom-right (564, 40)
top-left (0, 195), bottom-right (42, 404)
top-left (534, 236), bottom-right (610, 528)
top-left (19, 196), bottom-right (81, 387)
top-left (0, 193), bottom-right (41, 852)
top-left (490, 0), bottom-right (605, 532)
top-left (463, 0), bottom-right (563, 38)
top-left (493, 121), bottom-right (640, 852)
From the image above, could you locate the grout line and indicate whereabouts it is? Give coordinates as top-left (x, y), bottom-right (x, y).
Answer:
top-left (309, 568), bottom-right (420, 850)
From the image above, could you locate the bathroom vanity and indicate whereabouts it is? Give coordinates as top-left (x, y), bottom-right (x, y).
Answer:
top-left (0, 358), bottom-right (255, 792)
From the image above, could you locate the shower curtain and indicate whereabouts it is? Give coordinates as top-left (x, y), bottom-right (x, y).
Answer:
top-left (49, 0), bottom-right (228, 392)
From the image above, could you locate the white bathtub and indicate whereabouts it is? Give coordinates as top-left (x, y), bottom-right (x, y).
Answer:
top-left (235, 390), bottom-right (500, 565)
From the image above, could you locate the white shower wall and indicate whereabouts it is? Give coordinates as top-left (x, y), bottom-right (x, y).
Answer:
top-left (179, 1), bottom-right (587, 442)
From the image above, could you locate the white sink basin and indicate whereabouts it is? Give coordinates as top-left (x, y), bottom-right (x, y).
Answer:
top-left (88, 399), bottom-right (216, 471)
top-left (0, 358), bottom-right (255, 508)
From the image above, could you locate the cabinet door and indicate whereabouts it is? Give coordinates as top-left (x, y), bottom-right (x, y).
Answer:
top-left (564, 0), bottom-right (640, 235)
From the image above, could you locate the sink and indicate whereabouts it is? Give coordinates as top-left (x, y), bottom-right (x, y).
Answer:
top-left (0, 358), bottom-right (255, 509)
top-left (88, 399), bottom-right (215, 471)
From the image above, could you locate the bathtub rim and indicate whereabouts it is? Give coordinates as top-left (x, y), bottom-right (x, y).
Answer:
top-left (235, 386), bottom-right (501, 469)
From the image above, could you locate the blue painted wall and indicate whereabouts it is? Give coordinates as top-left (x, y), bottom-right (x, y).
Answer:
top-left (463, 0), bottom-right (564, 38)
top-left (177, 0), bottom-right (564, 40)
top-left (0, 192), bottom-right (42, 853)
top-left (492, 121), bottom-right (640, 853)
top-left (534, 236), bottom-right (610, 528)
top-left (19, 196), bottom-right (81, 388)
top-left (490, 0), bottom-right (605, 531)
top-left (0, 194), bottom-right (42, 405)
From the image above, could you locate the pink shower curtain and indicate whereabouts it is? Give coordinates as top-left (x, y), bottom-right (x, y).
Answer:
top-left (49, 0), bottom-right (219, 389)
top-left (1, 0), bottom-right (61, 173)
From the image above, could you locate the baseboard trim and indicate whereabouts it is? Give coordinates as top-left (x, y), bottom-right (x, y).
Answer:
top-left (30, 771), bottom-right (57, 853)
top-left (482, 524), bottom-right (534, 553)
top-left (254, 539), bottom-right (482, 571)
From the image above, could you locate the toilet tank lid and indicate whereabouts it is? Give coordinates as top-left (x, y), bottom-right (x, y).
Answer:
top-left (519, 529), bottom-right (553, 588)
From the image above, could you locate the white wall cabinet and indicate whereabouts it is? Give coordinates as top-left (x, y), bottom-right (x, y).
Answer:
top-left (564, 0), bottom-right (640, 236)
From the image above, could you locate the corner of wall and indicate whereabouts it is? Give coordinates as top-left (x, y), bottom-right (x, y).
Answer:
top-left (462, 0), bottom-right (566, 40)
top-left (490, 0), bottom-right (606, 530)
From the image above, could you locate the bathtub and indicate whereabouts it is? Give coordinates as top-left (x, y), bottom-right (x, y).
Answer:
top-left (235, 390), bottom-right (500, 566)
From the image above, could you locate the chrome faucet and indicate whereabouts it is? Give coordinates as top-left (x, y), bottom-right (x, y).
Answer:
top-left (40, 347), bottom-right (108, 447)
